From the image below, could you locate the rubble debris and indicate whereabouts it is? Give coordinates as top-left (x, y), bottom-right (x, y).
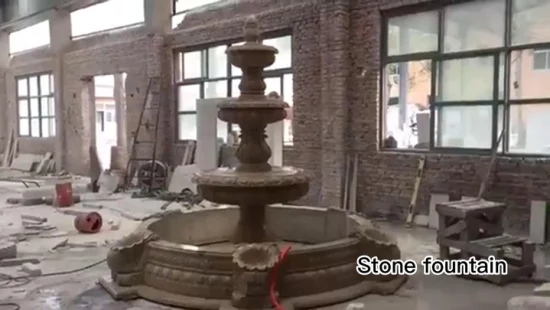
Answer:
top-left (67, 241), bottom-right (98, 248)
top-left (108, 219), bottom-right (121, 231)
top-left (20, 262), bottom-right (42, 276)
top-left (345, 303), bottom-right (365, 310)
top-left (40, 231), bottom-right (69, 239)
top-left (21, 215), bottom-right (47, 223)
top-left (0, 242), bottom-right (17, 260)
top-left (0, 258), bottom-right (40, 267)
top-left (51, 238), bottom-right (68, 251)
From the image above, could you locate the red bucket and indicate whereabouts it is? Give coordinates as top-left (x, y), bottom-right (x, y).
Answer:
top-left (55, 182), bottom-right (74, 207)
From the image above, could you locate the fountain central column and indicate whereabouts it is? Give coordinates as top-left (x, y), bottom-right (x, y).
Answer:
top-left (192, 16), bottom-right (310, 245)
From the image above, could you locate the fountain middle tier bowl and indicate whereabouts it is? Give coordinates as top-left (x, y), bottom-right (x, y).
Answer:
top-left (193, 166), bottom-right (310, 205)
top-left (217, 98), bottom-right (288, 125)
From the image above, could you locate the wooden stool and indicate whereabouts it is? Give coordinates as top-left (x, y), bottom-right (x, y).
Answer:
top-left (436, 199), bottom-right (506, 259)
top-left (436, 199), bottom-right (536, 285)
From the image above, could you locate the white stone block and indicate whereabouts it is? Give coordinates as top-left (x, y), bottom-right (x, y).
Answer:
top-left (531, 200), bottom-right (547, 244)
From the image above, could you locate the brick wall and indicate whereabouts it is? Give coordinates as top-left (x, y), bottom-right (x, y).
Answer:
top-left (0, 0), bottom-right (548, 232)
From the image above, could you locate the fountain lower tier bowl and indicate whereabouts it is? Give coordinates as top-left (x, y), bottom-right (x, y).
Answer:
top-left (193, 167), bottom-right (311, 205)
top-left (100, 205), bottom-right (407, 309)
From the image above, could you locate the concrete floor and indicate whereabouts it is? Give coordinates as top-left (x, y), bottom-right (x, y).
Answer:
top-left (0, 180), bottom-right (544, 310)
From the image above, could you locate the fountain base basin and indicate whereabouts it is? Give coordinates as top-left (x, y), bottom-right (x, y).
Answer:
top-left (100, 205), bottom-right (407, 309)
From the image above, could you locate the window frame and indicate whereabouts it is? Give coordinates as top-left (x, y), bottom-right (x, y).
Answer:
top-left (173, 30), bottom-right (294, 145)
top-left (380, 0), bottom-right (550, 157)
top-left (16, 72), bottom-right (56, 138)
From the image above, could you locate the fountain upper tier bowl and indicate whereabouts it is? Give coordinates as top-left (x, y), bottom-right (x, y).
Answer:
top-left (193, 167), bottom-right (310, 206)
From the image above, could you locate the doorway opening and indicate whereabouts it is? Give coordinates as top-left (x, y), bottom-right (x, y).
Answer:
top-left (93, 73), bottom-right (127, 169)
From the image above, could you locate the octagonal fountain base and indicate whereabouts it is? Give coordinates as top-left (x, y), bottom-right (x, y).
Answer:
top-left (99, 205), bottom-right (407, 309)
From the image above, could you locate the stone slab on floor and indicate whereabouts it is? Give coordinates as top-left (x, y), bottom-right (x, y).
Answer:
top-left (534, 283), bottom-right (550, 296)
top-left (508, 296), bottom-right (550, 310)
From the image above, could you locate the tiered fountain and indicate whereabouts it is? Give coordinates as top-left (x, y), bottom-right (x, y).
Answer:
top-left (100, 16), bottom-right (407, 310)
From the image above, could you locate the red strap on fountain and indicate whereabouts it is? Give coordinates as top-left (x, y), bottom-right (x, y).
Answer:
top-left (270, 245), bottom-right (292, 310)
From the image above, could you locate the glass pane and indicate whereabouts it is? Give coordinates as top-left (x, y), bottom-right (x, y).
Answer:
top-left (183, 51), bottom-right (203, 79)
top-left (511, 0), bottom-right (550, 46)
top-left (40, 75), bottom-right (50, 95)
top-left (384, 60), bottom-right (432, 149)
top-left (439, 56), bottom-right (494, 101)
top-left (178, 84), bottom-right (201, 112)
top-left (231, 79), bottom-right (241, 96)
top-left (50, 75), bottom-right (55, 93)
top-left (175, 0), bottom-right (220, 13)
top-left (172, 12), bottom-right (186, 29)
top-left (443, 0), bottom-right (505, 53)
top-left (436, 105), bottom-right (492, 148)
top-left (69, 0), bottom-right (145, 38)
top-left (178, 114), bottom-right (197, 140)
top-left (510, 49), bottom-right (550, 99)
top-left (29, 77), bottom-right (38, 96)
top-left (48, 97), bottom-right (55, 116)
top-left (204, 81), bottom-right (227, 98)
top-left (17, 79), bottom-right (28, 96)
top-left (264, 36), bottom-right (292, 70)
top-left (8, 20), bottom-right (50, 54)
top-left (509, 104), bottom-right (550, 154)
top-left (19, 118), bottom-right (29, 136)
top-left (217, 119), bottom-right (228, 142)
top-left (265, 77), bottom-right (281, 96)
top-left (387, 11), bottom-right (438, 56)
top-left (41, 119), bottom-right (50, 138)
top-left (49, 118), bottom-right (56, 136)
top-left (208, 45), bottom-right (227, 78)
top-left (283, 74), bottom-right (293, 106)
top-left (18, 100), bottom-right (28, 117)
top-left (41, 98), bottom-right (51, 116)
top-left (283, 119), bottom-right (293, 146)
top-left (30, 118), bottom-right (40, 137)
top-left (283, 74), bottom-right (294, 146)
top-left (29, 98), bottom-right (39, 117)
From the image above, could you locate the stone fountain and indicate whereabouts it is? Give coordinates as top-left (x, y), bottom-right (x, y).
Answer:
top-left (99, 16), bottom-right (407, 310)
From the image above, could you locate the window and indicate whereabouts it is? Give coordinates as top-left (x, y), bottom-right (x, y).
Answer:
top-left (96, 111), bottom-right (105, 132)
top-left (171, 0), bottom-right (221, 29)
top-left (9, 20), bottom-right (50, 55)
top-left (533, 49), bottom-right (550, 70)
top-left (17, 74), bottom-right (56, 138)
top-left (174, 35), bottom-right (294, 145)
top-left (70, 0), bottom-right (145, 38)
top-left (382, 0), bottom-right (550, 155)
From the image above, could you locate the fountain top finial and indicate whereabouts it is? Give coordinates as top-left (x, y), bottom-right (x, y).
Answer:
top-left (243, 16), bottom-right (260, 43)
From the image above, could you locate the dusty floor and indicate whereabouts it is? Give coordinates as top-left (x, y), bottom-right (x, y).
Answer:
top-left (0, 180), bottom-right (544, 310)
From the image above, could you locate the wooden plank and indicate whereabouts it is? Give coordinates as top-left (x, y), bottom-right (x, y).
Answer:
top-left (349, 153), bottom-right (358, 213)
top-left (342, 154), bottom-right (351, 210)
top-left (35, 152), bottom-right (53, 175)
top-left (441, 220), bottom-right (467, 238)
top-left (405, 156), bottom-right (426, 228)
top-left (2, 129), bottom-right (14, 168)
top-left (471, 234), bottom-right (525, 248)
top-left (477, 128), bottom-right (504, 199)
